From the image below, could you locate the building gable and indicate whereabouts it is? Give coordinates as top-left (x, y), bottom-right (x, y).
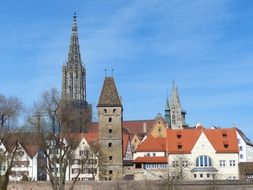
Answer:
top-left (191, 132), bottom-right (216, 155)
top-left (150, 117), bottom-right (167, 138)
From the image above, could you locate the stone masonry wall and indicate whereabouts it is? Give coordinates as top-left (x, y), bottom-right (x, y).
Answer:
top-left (7, 180), bottom-right (253, 190)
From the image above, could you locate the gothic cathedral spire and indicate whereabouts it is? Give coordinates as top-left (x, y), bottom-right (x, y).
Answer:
top-left (62, 13), bottom-right (86, 102)
top-left (165, 82), bottom-right (186, 129)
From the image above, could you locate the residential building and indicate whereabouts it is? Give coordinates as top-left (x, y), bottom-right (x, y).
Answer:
top-left (133, 126), bottom-right (240, 180)
top-left (236, 128), bottom-right (253, 162)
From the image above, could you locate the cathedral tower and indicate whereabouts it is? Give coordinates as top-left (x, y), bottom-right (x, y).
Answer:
top-left (97, 77), bottom-right (123, 180)
top-left (61, 13), bottom-right (91, 132)
top-left (165, 82), bottom-right (186, 129)
top-left (62, 13), bottom-right (86, 102)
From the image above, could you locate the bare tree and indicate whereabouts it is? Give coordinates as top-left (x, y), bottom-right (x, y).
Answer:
top-left (0, 132), bottom-right (20, 190)
top-left (170, 154), bottom-right (191, 180)
top-left (0, 94), bottom-right (22, 136)
top-left (0, 94), bottom-right (22, 190)
top-left (28, 88), bottom-right (97, 190)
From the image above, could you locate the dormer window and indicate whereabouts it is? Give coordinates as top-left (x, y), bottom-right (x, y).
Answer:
top-left (177, 141), bottom-right (182, 150)
top-left (223, 140), bottom-right (229, 149)
top-left (222, 130), bottom-right (227, 138)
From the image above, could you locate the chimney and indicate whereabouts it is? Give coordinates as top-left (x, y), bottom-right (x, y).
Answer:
top-left (143, 122), bottom-right (147, 133)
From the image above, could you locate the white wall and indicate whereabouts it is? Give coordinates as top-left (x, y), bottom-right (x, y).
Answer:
top-left (169, 132), bottom-right (239, 180)
top-left (133, 152), bottom-right (165, 159)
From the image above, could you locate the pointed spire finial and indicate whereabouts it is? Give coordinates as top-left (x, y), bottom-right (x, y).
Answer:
top-left (112, 69), bottom-right (114, 77)
top-left (72, 12), bottom-right (78, 33)
top-left (67, 12), bottom-right (81, 65)
top-left (104, 69), bottom-right (107, 77)
top-left (73, 11), bottom-right (77, 19)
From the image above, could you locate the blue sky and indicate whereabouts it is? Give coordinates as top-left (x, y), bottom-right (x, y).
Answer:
top-left (0, 0), bottom-right (253, 140)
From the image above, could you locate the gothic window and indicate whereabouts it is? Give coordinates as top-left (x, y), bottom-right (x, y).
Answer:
top-left (108, 117), bottom-right (112, 122)
top-left (109, 129), bottom-right (112, 134)
top-left (108, 143), bottom-right (112, 148)
top-left (172, 115), bottom-right (176, 125)
top-left (196, 155), bottom-right (212, 167)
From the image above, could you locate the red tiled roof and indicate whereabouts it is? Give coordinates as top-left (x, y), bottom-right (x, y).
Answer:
top-left (204, 128), bottom-right (239, 153)
top-left (133, 156), bottom-right (168, 163)
top-left (136, 127), bottom-right (239, 154)
top-left (136, 134), bottom-right (166, 152)
top-left (23, 144), bottom-right (39, 158)
top-left (65, 132), bottom-right (130, 157)
top-left (88, 120), bottom-right (155, 140)
top-left (166, 128), bottom-right (202, 154)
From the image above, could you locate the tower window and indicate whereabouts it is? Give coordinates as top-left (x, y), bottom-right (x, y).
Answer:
top-left (177, 145), bottom-right (182, 150)
top-left (108, 143), bottom-right (112, 148)
top-left (113, 109), bottom-right (116, 113)
top-left (109, 129), bottom-right (112, 134)
top-left (109, 170), bottom-right (113, 175)
top-left (109, 156), bottom-right (112, 161)
top-left (108, 117), bottom-right (112, 122)
top-left (104, 109), bottom-right (107, 113)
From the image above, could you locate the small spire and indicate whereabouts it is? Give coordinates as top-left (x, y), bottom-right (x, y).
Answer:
top-left (165, 90), bottom-right (170, 110)
top-left (104, 69), bottom-right (107, 77)
top-left (112, 69), bottom-right (114, 77)
top-left (170, 81), bottom-right (181, 107)
top-left (67, 12), bottom-right (82, 65)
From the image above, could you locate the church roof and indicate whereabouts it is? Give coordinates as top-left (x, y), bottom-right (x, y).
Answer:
top-left (97, 77), bottom-right (122, 107)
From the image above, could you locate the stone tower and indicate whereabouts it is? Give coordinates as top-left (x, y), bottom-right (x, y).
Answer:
top-left (61, 13), bottom-right (91, 132)
top-left (165, 82), bottom-right (186, 129)
top-left (97, 77), bottom-right (123, 180)
top-left (62, 13), bottom-right (86, 101)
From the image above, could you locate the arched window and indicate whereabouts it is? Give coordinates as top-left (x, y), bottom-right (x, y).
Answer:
top-left (196, 155), bottom-right (212, 167)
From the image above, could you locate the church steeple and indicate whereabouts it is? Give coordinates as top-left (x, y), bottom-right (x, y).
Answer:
top-left (67, 12), bottom-right (82, 66)
top-left (168, 82), bottom-right (186, 129)
top-left (62, 13), bottom-right (86, 102)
